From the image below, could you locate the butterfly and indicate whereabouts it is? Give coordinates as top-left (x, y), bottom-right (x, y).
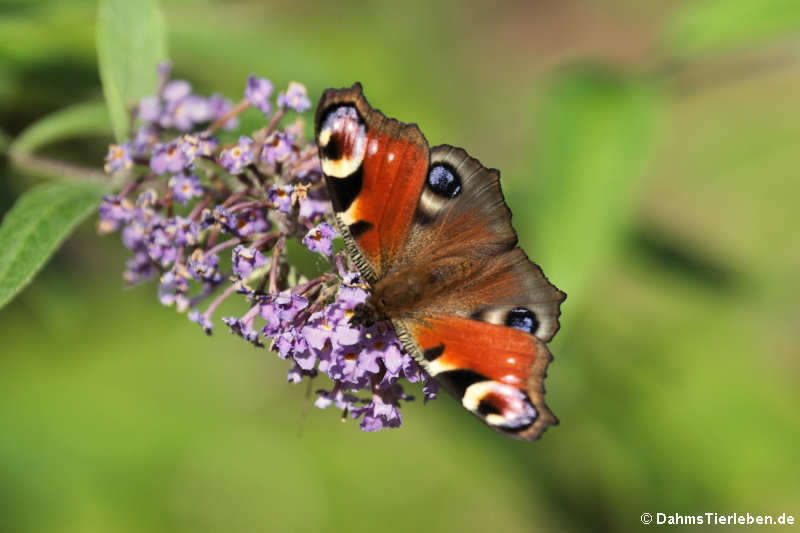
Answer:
top-left (314, 83), bottom-right (565, 441)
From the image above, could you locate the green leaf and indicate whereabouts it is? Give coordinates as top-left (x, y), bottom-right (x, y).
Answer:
top-left (528, 69), bottom-right (658, 309)
top-left (0, 182), bottom-right (107, 311)
top-left (664, 0), bottom-right (800, 60)
top-left (9, 100), bottom-right (111, 157)
top-left (0, 128), bottom-right (9, 156)
top-left (96, 0), bottom-right (167, 141)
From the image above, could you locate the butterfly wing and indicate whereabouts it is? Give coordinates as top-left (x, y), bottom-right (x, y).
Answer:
top-left (315, 83), bottom-right (429, 282)
top-left (388, 146), bottom-right (565, 440)
top-left (399, 315), bottom-right (557, 440)
top-left (315, 86), bottom-right (565, 441)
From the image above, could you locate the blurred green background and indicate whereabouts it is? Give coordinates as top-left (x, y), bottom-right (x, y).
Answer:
top-left (1, 1), bottom-right (799, 531)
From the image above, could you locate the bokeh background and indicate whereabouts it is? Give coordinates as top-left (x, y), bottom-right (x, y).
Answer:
top-left (1, 1), bottom-right (799, 531)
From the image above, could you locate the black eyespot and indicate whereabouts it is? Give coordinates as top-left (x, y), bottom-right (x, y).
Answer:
top-left (321, 136), bottom-right (341, 160)
top-left (505, 307), bottom-right (539, 335)
top-left (477, 398), bottom-right (502, 416)
top-left (427, 164), bottom-right (461, 198)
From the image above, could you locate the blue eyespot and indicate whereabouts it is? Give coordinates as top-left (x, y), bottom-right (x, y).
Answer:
top-left (505, 307), bottom-right (539, 335)
top-left (427, 164), bottom-right (462, 198)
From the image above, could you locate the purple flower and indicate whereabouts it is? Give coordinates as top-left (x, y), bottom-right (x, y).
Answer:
top-left (302, 222), bottom-right (336, 256)
top-left (121, 220), bottom-right (148, 250)
top-left (315, 386), bottom-right (358, 411)
top-left (133, 190), bottom-right (160, 223)
top-left (232, 208), bottom-right (270, 236)
top-left (147, 225), bottom-right (178, 267)
top-left (104, 144), bottom-right (133, 174)
top-left (209, 205), bottom-right (235, 233)
top-left (274, 291), bottom-right (309, 323)
top-left (131, 127), bottom-right (158, 155)
top-left (208, 93), bottom-right (239, 130)
top-left (302, 311), bottom-right (334, 354)
top-left (423, 379), bottom-right (439, 402)
top-left (298, 196), bottom-right (329, 221)
top-left (163, 80), bottom-right (192, 102)
top-left (187, 249), bottom-right (222, 283)
top-left (232, 245), bottom-right (267, 279)
top-left (167, 95), bottom-right (210, 131)
top-left (219, 136), bottom-right (254, 174)
top-left (338, 274), bottom-right (369, 308)
top-left (156, 60), bottom-right (172, 81)
top-left (179, 134), bottom-right (218, 162)
top-left (166, 216), bottom-right (199, 246)
top-left (277, 82), bottom-right (311, 112)
top-left (260, 291), bottom-right (308, 337)
top-left (261, 132), bottom-right (295, 165)
top-left (168, 172), bottom-right (203, 204)
top-left (351, 391), bottom-right (405, 431)
top-left (137, 96), bottom-right (162, 123)
top-left (159, 266), bottom-right (191, 311)
top-left (98, 69), bottom-right (434, 435)
top-left (124, 251), bottom-right (157, 285)
top-left (151, 141), bottom-right (188, 174)
top-left (290, 334), bottom-right (317, 370)
top-left (267, 185), bottom-right (293, 213)
top-left (245, 75), bottom-right (274, 115)
top-left (189, 309), bottom-right (213, 334)
top-left (98, 195), bottom-right (134, 233)
top-left (288, 362), bottom-right (317, 384)
top-left (223, 315), bottom-right (261, 346)
top-left (272, 327), bottom-right (312, 363)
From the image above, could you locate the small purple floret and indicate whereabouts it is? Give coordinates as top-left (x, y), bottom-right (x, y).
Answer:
top-left (267, 185), bottom-right (294, 213)
top-left (219, 136), bottom-right (254, 174)
top-left (277, 82), bottom-right (311, 112)
top-left (104, 144), bottom-right (133, 174)
top-left (151, 141), bottom-right (188, 174)
top-left (245, 74), bottom-right (274, 115)
top-left (208, 93), bottom-right (239, 130)
top-left (169, 172), bottom-right (203, 204)
top-left (232, 245), bottom-right (267, 279)
top-left (302, 222), bottom-right (337, 256)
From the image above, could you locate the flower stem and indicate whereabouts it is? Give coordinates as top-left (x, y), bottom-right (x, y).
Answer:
top-left (203, 283), bottom-right (238, 322)
top-left (205, 98), bottom-right (250, 135)
top-left (206, 237), bottom-right (241, 257)
top-left (265, 108), bottom-right (286, 136)
top-left (228, 200), bottom-right (269, 213)
top-left (268, 237), bottom-right (285, 294)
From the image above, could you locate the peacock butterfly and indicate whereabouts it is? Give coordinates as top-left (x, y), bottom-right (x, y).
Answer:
top-left (314, 83), bottom-right (565, 441)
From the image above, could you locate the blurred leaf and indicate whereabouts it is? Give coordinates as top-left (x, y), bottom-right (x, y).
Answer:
top-left (8, 100), bottom-right (110, 157)
top-left (665, 0), bottom-right (800, 59)
top-left (96, 0), bottom-right (167, 141)
top-left (0, 128), bottom-right (9, 155)
top-left (0, 182), bottom-right (106, 311)
top-left (530, 69), bottom-right (658, 308)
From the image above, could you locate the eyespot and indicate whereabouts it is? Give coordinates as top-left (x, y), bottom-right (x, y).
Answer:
top-left (462, 380), bottom-right (537, 428)
top-left (318, 105), bottom-right (367, 178)
top-left (427, 163), bottom-right (462, 198)
top-left (505, 307), bottom-right (539, 335)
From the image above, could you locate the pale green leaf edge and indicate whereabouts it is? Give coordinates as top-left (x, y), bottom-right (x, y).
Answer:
top-left (0, 182), bottom-right (107, 311)
top-left (96, 0), bottom-right (168, 141)
top-left (9, 100), bottom-right (111, 156)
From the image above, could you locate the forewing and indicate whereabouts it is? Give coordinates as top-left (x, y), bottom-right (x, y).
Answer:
top-left (315, 83), bottom-right (430, 282)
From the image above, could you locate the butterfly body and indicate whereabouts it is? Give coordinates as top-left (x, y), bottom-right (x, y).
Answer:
top-left (315, 83), bottom-right (565, 440)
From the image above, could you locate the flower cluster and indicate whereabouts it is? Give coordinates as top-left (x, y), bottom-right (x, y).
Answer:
top-left (99, 63), bottom-right (436, 432)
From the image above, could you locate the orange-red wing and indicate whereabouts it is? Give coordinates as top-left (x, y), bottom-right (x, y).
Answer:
top-left (400, 315), bottom-right (557, 441)
top-left (315, 83), bottom-right (429, 281)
